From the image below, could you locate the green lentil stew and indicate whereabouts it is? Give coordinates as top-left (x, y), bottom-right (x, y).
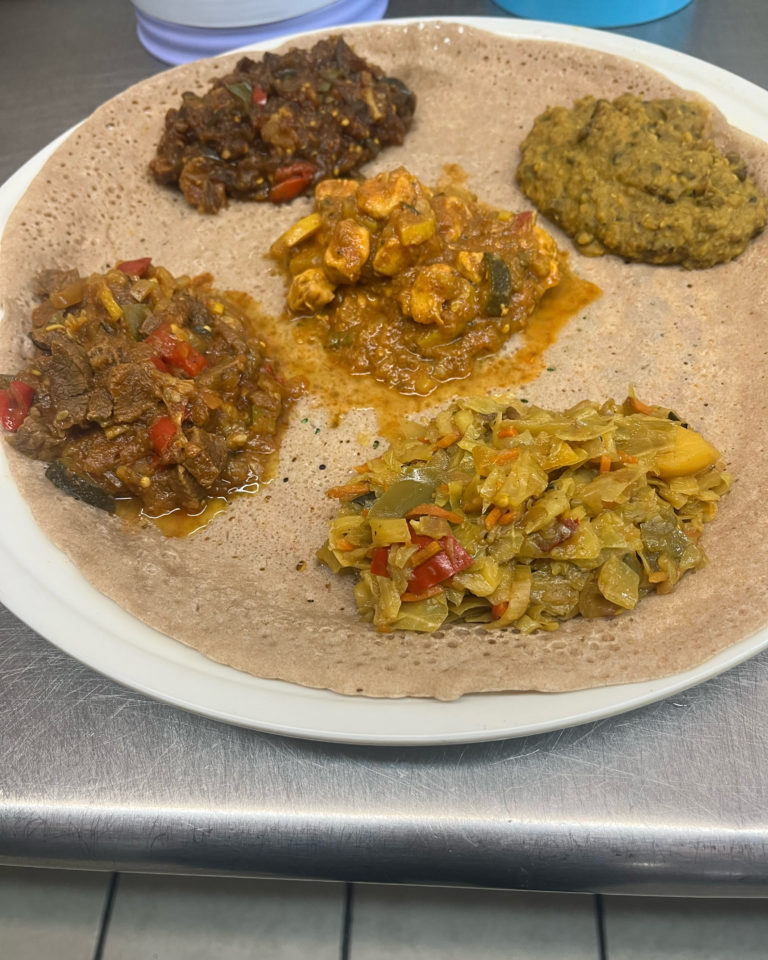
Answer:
top-left (516, 94), bottom-right (766, 269)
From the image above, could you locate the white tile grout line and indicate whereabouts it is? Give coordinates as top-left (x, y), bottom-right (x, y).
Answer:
top-left (92, 872), bottom-right (120, 960)
top-left (341, 883), bottom-right (355, 960)
top-left (595, 894), bottom-right (607, 960)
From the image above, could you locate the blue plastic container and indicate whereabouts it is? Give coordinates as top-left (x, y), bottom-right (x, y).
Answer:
top-left (134, 0), bottom-right (388, 64)
top-left (493, 0), bottom-right (693, 28)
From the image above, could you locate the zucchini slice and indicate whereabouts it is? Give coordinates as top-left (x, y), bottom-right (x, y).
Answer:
top-left (483, 252), bottom-right (512, 316)
top-left (45, 460), bottom-right (116, 513)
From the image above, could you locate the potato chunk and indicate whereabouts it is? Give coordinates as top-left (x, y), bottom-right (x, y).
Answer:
top-left (653, 425), bottom-right (721, 479)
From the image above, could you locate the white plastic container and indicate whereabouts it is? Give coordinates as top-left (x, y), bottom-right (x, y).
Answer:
top-left (131, 0), bottom-right (389, 64)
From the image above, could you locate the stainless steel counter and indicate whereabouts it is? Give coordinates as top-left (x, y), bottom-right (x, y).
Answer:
top-left (2, 0), bottom-right (768, 894)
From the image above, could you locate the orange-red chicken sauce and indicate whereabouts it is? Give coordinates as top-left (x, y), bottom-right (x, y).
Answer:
top-left (271, 167), bottom-right (563, 395)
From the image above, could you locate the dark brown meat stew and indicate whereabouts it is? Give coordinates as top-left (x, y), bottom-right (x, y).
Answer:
top-left (150, 36), bottom-right (416, 213)
top-left (2, 260), bottom-right (302, 518)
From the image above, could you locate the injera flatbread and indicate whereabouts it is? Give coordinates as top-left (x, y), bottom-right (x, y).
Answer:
top-left (1, 22), bottom-right (767, 701)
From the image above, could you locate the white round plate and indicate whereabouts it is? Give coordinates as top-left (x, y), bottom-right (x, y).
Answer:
top-left (2, 17), bottom-right (768, 746)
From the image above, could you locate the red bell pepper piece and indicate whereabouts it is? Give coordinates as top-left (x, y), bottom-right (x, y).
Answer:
top-left (269, 162), bottom-right (315, 203)
top-left (0, 380), bottom-right (35, 432)
top-left (170, 339), bottom-right (207, 377)
top-left (149, 415), bottom-right (178, 457)
top-left (116, 257), bottom-right (152, 278)
top-left (274, 161), bottom-right (316, 184)
top-left (369, 530), bottom-right (473, 590)
top-left (252, 85), bottom-right (268, 107)
top-left (146, 323), bottom-right (207, 377)
top-left (269, 176), bottom-right (310, 203)
top-left (406, 532), bottom-right (473, 594)
top-left (145, 322), bottom-right (175, 355)
top-left (370, 546), bottom-right (390, 577)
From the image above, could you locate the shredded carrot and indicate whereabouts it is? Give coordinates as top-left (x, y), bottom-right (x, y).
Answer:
top-left (617, 450), bottom-right (638, 464)
top-left (353, 463), bottom-right (370, 474)
top-left (491, 601), bottom-right (509, 619)
top-left (436, 483), bottom-right (450, 496)
top-left (484, 506), bottom-right (503, 531)
top-left (599, 453), bottom-right (612, 474)
top-left (498, 510), bottom-right (517, 526)
top-left (436, 430), bottom-right (461, 448)
top-left (405, 503), bottom-right (463, 524)
top-left (336, 538), bottom-right (358, 552)
top-left (494, 448), bottom-right (520, 464)
top-left (326, 482), bottom-right (370, 499)
top-left (409, 540), bottom-right (443, 567)
top-left (628, 396), bottom-right (653, 416)
top-left (401, 586), bottom-right (444, 602)
top-left (497, 425), bottom-right (518, 438)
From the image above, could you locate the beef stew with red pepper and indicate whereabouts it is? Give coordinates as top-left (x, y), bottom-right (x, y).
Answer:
top-left (2, 261), bottom-right (301, 517)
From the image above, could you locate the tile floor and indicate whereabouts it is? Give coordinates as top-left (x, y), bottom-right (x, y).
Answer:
top-left (1, 866), bottom-right (767, 959)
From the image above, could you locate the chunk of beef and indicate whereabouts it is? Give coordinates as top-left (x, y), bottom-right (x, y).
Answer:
top-left (108, 363), bottom-right (162, 423)
top-left (182, 427), bottom-right (227, 487)
top-left (33, 268), bottom-right (80, 300)
top-left (29, 301), bottom-right (63, 341)
top-left (178, 157), bottom-right (229, 214)
top-left (86, 386), bottom-right (113, 423)
top-left (88, 338), bottom-right (130, 371)
top-left (196, 355), bottom-right (245, 392)
top-left (39, 333), bottom-right (93, 427)
top-left (209, 317), bottom-right (249, 354)
top-left (139, 311), bottom-right (163, 338)
top-left (157, 375), bottom-right (195, 424)
top-left (170, 464), bottom-right (206, 509)
top-left (141, 465), bottom-right (205, 514)
top-left (7, 409), bottom-right (65, 461)
top-left (186, 294), bottom-right (213, 329)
